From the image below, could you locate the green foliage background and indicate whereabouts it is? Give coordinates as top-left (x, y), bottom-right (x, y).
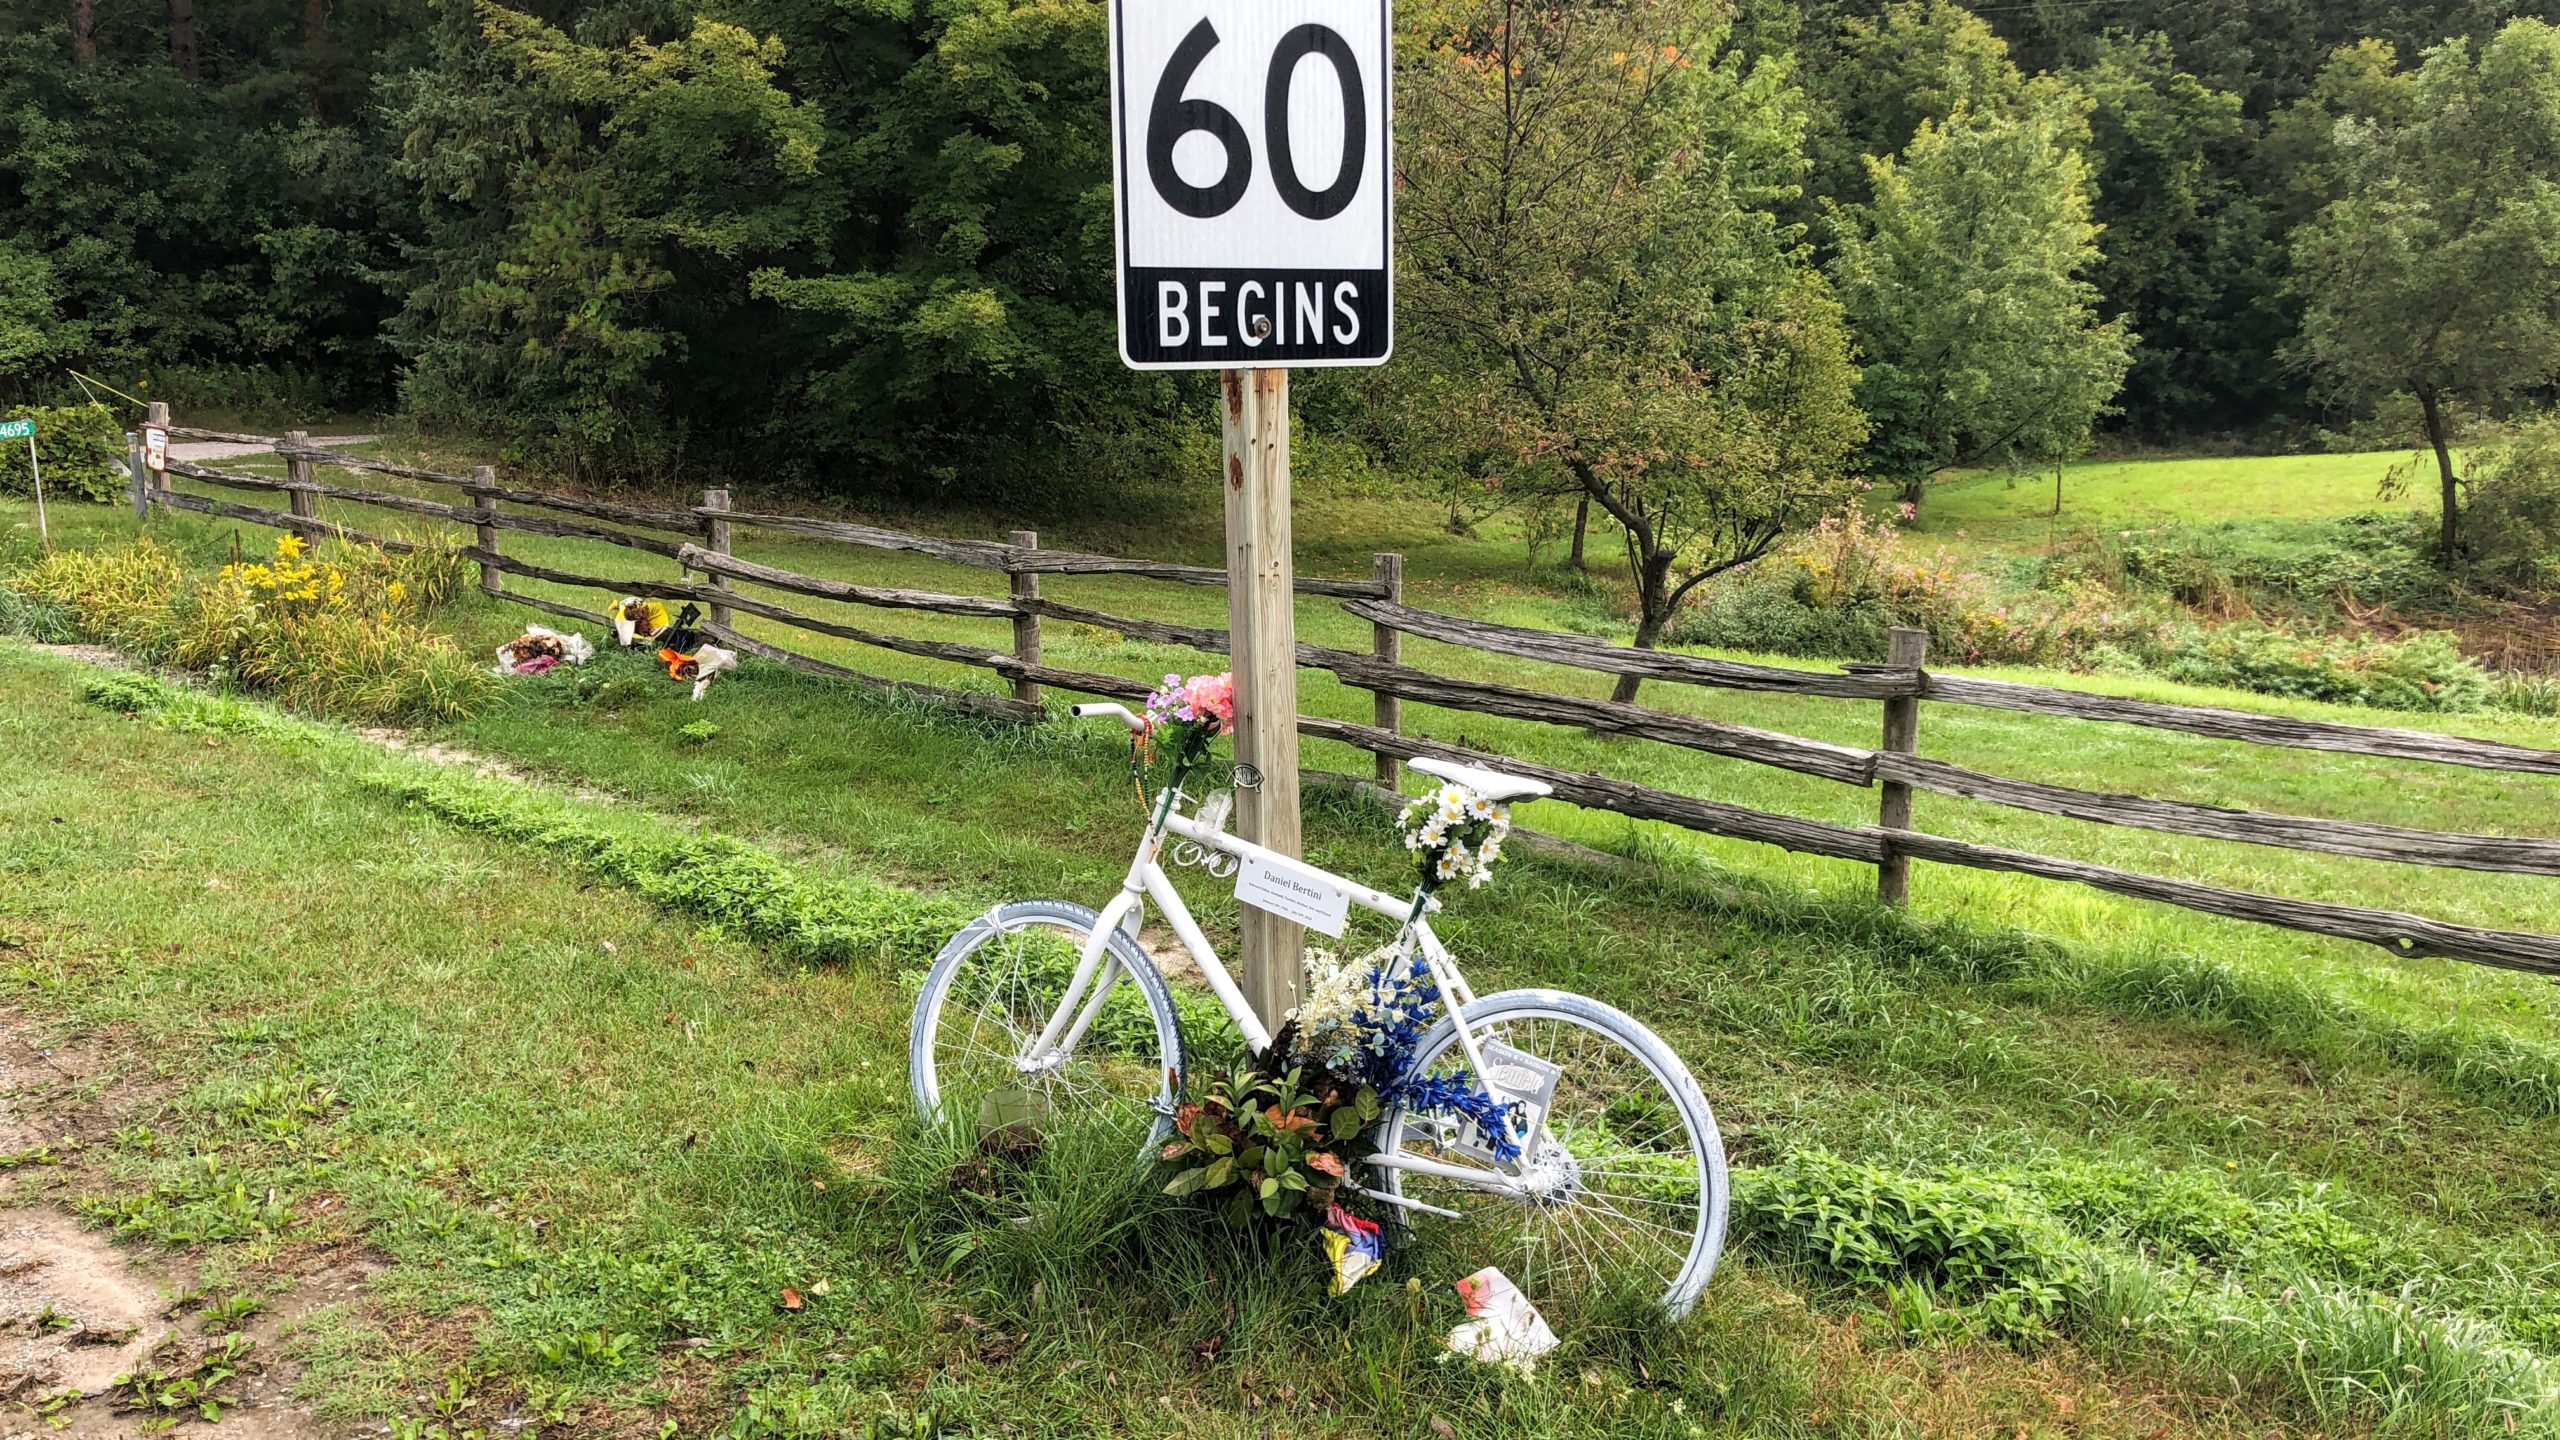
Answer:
top-left (4, 0), bottom-right (2560, 489)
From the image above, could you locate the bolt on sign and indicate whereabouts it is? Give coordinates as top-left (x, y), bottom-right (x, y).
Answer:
top-left (1109, 0), bottom-right (1393, 369)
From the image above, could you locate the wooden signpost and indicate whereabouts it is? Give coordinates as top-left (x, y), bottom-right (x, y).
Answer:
top-left (1109, 0), bottom-right (1394, 1030)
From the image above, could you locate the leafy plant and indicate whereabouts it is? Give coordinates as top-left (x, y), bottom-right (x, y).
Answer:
top-left (199, 1291), bottom-right (263, 1332)
top-left (677, 719), bottom-right (722, 745)
top-left (1160, 1049), bottom-right (1376, 1226)
top-left (113, 1334), bottom-right (255, 1425)
top-left (528, 1327), bottom-right (640, 1374)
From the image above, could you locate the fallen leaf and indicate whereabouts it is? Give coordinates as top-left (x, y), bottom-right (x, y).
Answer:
top-left (779, 1287), bottom-right (803, 1311)
top-left (1430, 1417), bottom-right (1456, 1440)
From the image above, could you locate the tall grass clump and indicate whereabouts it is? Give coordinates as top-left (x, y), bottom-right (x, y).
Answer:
top-left (1737, 1147), bottom-right (2560, 1436)
top-left (9, 533), bottom-right (489, 724)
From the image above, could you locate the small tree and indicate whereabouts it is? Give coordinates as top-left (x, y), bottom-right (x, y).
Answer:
top-left (2289, 20), bottom-right (2560, 562)
top-left (1829, 89), bottom-right (2133, 514)
top-left (1397, 0), bottom-right (1866, 700)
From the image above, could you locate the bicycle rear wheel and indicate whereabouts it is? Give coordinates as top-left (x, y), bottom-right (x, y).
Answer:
top-left (1378, 989), bottom-right (1727, 1319)
top-left (908, 900), bottom-right (1186, 1154)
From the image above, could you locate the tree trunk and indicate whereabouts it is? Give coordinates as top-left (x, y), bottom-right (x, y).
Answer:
top-left (1610, 552), bottom-right (1675, 704)
top-left (167, 0), bottom-right (197, 78)
top-left (304, 0), bottom-right (329, 116)
top-left (2416, 385), bottom-right (2460, 560)
top-left (71, 0), bottom-right (96, 63)
top-left (1611, 612), bottom-right (1663, 704)
top-left (1569, 496), bottom-right (1589, 570)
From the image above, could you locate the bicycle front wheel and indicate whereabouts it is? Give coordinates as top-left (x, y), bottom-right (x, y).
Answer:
top-left (908, 900), bottom-right (1186, 1155)
top-left (1378, 989), bottom-right (1728, 1319)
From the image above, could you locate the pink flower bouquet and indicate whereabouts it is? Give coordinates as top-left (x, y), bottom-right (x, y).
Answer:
top-left (1134, 671), bottom-right (1237, 781)
top-left (1145, 671), bottom-right (1235, 737)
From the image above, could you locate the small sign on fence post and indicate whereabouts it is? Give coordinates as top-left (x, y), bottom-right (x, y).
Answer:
top-left (0, 418), bottom-right (40, 545)
top-left (1110, 0), bottom-right (1395, 1032)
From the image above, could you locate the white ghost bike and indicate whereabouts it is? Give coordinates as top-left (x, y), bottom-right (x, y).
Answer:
top-left (908, 703), bottom-right (1730, 1317)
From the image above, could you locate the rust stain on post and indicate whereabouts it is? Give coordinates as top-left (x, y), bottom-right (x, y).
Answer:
top-left (1229, 455), bottom-right (1244, 490)
top-left (1224, 370), bottom-right (1244, 422)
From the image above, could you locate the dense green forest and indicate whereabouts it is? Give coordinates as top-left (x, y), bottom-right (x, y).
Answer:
top-left (4, 0), bottom-right (2558, 498)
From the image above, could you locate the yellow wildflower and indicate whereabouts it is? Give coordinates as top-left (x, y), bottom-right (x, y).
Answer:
top-left (275, 533), bottom-right (307, 559)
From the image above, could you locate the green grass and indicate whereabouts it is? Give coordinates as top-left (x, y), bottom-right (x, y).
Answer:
top-left (1908, 449), bottom-right (2444, 552)
top-left (6, 645), bottom-right (2560, 1436)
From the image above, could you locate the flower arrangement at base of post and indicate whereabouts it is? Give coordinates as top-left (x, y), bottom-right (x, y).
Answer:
top-left (1156, 770), bottom-right (1531, 1292)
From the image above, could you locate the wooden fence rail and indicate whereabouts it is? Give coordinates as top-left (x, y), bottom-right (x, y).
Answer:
top-left (136, 422), bottom-right (2560, 977)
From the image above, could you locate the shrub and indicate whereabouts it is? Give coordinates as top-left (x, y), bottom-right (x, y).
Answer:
top-left (0, 405), bottom-right (130, 503)
top-left (2154, 623), bottom-right (2491, 712)
top-left (2463, 415), bottom-right (2560, 595)
top-left (1678, 510), bottom-right (2172, 666)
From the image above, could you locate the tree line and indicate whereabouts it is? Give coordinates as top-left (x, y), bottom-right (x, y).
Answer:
top-left (5, 0), bottom-right (2560, 646)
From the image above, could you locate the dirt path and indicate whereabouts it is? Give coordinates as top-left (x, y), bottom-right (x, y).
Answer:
top-left (166, 437), bottom-right (376, 466)
top-left (0, 1014), bottom-right (361, 1439)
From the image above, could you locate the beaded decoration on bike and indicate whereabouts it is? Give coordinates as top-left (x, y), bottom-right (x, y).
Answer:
top-left (1400, 782), bottom-right (1513, 891)
top-left (1294, 945), bottom-right (1521, 1164)
top-left (1129, 671), bottom-right (1236, 807)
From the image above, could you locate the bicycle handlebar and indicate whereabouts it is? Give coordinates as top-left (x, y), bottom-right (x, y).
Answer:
top-left (1069, 702), bottom-right (1145, 732)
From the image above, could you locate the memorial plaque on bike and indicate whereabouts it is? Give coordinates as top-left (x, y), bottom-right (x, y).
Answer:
top-left (1234, 850), bottom-right (1352, 937)
top-left (1447, 1041), bottom-right (1561, 1167)
top-left (1108, 0), bottom-right (1392, 369)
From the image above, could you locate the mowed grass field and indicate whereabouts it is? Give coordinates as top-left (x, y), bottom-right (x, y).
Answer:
top-left (32, 442), bottom-right (2560, 1067)
top-left (1902, 448), bottom-right (2441, 553)
top-left (5, 643), bottom-right (2560, 1436)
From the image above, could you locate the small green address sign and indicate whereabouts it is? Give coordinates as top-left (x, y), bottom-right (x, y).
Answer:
top-left (0, 419), bottom-right (31, 440)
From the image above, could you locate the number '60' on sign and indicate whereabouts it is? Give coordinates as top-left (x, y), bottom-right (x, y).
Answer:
top-left (1109, 0), bottom-right (1392, 370)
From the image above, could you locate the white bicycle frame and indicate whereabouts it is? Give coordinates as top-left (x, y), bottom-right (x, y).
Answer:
top-left (1012, 706), bottom-right (1532, 1215)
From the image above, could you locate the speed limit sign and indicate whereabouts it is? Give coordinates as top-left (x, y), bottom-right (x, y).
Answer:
top-left (1109, 0), bottom-right (1391, 369)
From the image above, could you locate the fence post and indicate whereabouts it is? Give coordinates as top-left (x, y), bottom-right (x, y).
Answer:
top-left (146, 401), bottom-right (170, 504)
top-left (471, 464), bottom-right (502, 597)
top-left (1371, 552), bottom-right (1403, 787)
top-left (283, 430), bottom-right (317, 526)
top-left (127, 430), bottom-right (146, 520)
top-left (1008, 530), bottom-right (1043, 710)
top-left (1876, 626), bottom-right (1929, 907)
top-left (702, 488), bottom-right (733, 631)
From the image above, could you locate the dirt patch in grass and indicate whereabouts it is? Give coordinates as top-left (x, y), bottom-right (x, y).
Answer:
top-left (22, 643), bottom-right (123, 670)
top-left (0, 1012), bottom-right (371, 1439)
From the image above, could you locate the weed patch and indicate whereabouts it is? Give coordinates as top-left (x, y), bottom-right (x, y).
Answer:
top-left (374, 771), bottom-right (974, 971)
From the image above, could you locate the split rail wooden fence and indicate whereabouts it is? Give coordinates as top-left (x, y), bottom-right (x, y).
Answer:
top-left (134, 413), bottom-right (2560, 979)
